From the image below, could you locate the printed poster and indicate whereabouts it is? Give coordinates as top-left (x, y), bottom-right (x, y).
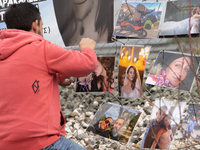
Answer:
top-left (0, 0), bottom-right (114, 47)
top-left (113, 1), bottom-right (164, 38)
top-left (159, 0), bottom-right (200, 37)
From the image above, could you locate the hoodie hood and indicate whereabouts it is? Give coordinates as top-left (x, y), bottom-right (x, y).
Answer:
top-left (0, 29), bottom-right (43, 60)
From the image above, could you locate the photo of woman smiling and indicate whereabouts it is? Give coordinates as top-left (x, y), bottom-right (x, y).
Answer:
top-left (145, 51), bottom-right (200, 91)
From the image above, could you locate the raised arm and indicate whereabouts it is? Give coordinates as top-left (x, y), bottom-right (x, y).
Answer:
top-left (194, 14), bottom-right (200, 18)
top-left (144, 8), bottom-right (155, 15)
top-left (45, 38), bottom-right (97, 82)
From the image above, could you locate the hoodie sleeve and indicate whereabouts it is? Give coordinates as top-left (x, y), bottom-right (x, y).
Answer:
top-left (44, 41), bottom-right (97, 81)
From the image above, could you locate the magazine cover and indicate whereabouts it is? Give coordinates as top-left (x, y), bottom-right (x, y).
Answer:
top-left (86, 102), bottom-right (142, 144)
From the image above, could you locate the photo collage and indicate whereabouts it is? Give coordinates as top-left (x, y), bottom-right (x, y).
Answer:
top-left (1, 0), bottom-right (200, 149)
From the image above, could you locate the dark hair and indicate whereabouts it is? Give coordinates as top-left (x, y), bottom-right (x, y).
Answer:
top-left (97, 57), bottom-right (114, 91)
top-left (52, 0), bottom-right (113, 46)
top-left (159, 115), bottom-right (171, 131)
top-left (5, 3), bottom-right (41, 31)
top-left (127, 66), bottom-right (138, 90)
top-left (192, 7), bottom-right (198, 16)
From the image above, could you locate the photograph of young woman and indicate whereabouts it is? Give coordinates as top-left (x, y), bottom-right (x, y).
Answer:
top-left (191, 7), bottom-right (200, 34)
top-left (76, 57), bottom-right (115, 92)
top-left (52, 0), bottom-right (113, 46)
top-left (151, 115), bottom-right (173, 149)
top-left (141, 99), bottom-right (186, 149)
top-left (121, 65), bottom-right (142, 98)
top-left (159, 1), bottom-right (200, 37)
top-left (145, 51), bottom-right (199, 91)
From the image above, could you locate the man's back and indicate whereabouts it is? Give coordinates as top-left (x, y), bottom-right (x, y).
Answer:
top-left (0, 29), bottom-right (97, 150)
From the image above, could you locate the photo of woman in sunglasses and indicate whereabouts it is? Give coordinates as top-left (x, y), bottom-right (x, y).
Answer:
top-left (86, 103), bottom-right (141, 144)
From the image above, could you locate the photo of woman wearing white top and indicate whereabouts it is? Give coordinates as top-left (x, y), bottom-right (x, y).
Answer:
top-left (121, 65), bottom-right (142, 98)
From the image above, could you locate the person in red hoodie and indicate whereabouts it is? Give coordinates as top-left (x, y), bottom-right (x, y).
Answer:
top-left (0, 2), bottom-right (97, 150)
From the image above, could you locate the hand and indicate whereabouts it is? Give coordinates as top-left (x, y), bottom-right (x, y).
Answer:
top-left (59, 79), bottom-right (74, 86)
top-left (79, 38), bottom-right (96, 52)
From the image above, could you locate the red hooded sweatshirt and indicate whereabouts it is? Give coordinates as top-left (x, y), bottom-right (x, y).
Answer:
top-left (0, 29), bottom-right (97, 150)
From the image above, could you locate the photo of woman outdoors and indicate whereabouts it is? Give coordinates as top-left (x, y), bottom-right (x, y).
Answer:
top-left (53, 0), bottom-right (113, 46)
top-left (151, 114), bottom-right (173, 149)
top-left (145, 51), bottom-right (199, 91)
top-left (118, 45), bottom-right (150, 98)
top-left (159, 0), bottom-right (200, 37)
top-left (141, 99), bottom-right (186, 149)
top-left (191, 7), bottom-right (200, 34)
top-left (76, 57), bottom-right (115, 92)
top-left (180, 104), bottom-right (200, 141)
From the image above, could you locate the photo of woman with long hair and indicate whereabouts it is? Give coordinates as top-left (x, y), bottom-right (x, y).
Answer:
top-left (53, 0), bottom-right (113, 46)
top-left (76, 57), bottom-right (115, 92)
top-left (121, 65), bottom-right (142, 98)
top-left (94, 57), bottom-right (115, 92)
top-left (159, 1), bottom-right (200, 37)
top-left (146, 51), bottom-right (199, 91)
top-left (151, 114), bottom-right (173, 149)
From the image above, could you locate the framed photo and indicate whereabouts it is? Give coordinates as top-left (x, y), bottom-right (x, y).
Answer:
top-left (75, 56), bottom-right (115, 92)
top-left (113, 1), bottom-right (164, 38)
top-left (159, 0), bottom-right (200, 37)
top-left (181, 103), bottom-right (200, 140)
top-left (141, 98), bottom-right (186, 149)
top-left (145, 51), bottom-right (200, 91)
top-left (86, 102), bottom-right (142, 144)
top-left (118, 45), bottom-right (151, 98)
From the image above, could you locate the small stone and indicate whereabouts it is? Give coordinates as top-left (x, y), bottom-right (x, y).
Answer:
top-left (65, 127), bottom-right (71, 133)
top-left (85, 111), bottom-right (93, 117)
top-left (70, 112), bottom-right (79, 117)
top-left (82, 122), bottom-right (89, 128)
top-left (89, 115), bottom-right (94, 120)
top-left (74, 123), bottom-right (80, 129)
top-left (73, 102), bottom-right (80, 110)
